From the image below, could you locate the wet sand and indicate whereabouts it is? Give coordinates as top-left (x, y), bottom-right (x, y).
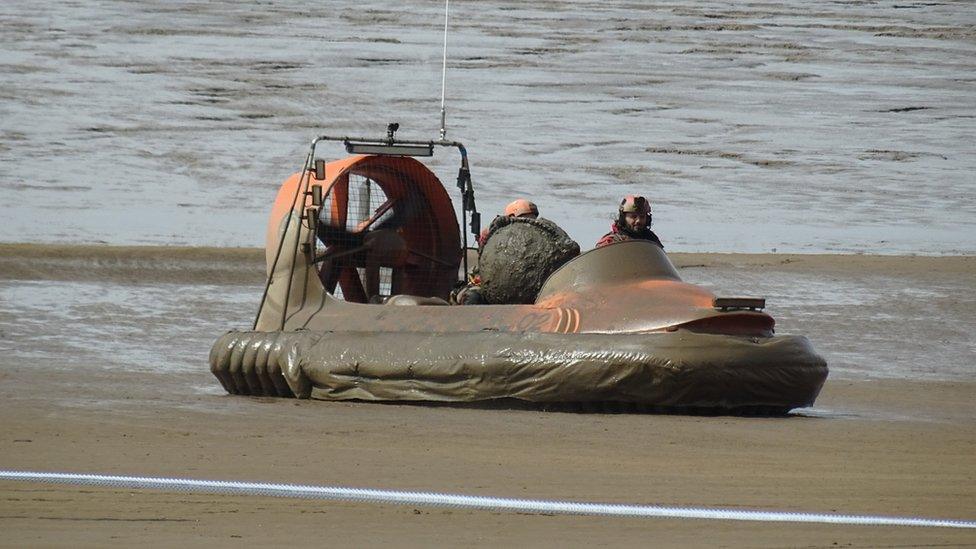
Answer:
top-left (1, 372), bottom-right (974, 547)
top-left (1, 245), bottom-right (974, 546)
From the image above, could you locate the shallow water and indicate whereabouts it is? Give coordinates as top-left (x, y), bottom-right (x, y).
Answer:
top-left (0, 279), bottom-right (257, 374)
top-left (680, 267), bottom-right (976, 381)
top-left (2, 259), bottom-right (973, 382)
top-left (1, 1), bottom-right (974, 253)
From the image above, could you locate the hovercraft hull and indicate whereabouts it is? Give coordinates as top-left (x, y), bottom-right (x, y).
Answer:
top-left (211, 329), bottom-right (827, 413)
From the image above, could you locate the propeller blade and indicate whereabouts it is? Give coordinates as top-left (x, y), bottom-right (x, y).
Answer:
top-left (390, 268), bottom-right (404, 295)
top-left (374, 192), bottom-right (422, 232)
top-left (406, 248), bottom-right (456, 268)
top-left (364, 262), bottom-right (381, 299)
top-left (317, 175), bottom-right (363, 247)
top-left (355, 197), bottom-right (396, 233)
top-left (330, 173), bottom-right (349, 230)
top-left (337, 266), bottom-right (367, 303)
top-left (318, 260), bottom-right (340, 294)
top-left (314, 243), bottom-right (370, 264)
top-left (316, 223), bottom-right (363, 248)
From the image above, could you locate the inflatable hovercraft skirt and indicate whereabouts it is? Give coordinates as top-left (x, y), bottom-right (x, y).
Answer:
top-left (210, 329), bottom-right (826, 414)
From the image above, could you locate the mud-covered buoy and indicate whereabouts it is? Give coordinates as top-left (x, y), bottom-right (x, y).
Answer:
top-left (478, 217), bottom-right (580, 304)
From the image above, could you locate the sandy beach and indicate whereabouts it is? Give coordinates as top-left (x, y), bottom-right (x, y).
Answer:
top-left (1, 245), bottom-right (973, 547)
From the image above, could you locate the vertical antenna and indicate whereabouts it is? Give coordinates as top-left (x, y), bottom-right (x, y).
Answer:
top-left (439, 0), bottom-right (450, 140)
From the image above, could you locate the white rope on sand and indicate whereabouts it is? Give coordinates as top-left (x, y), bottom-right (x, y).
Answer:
top-left (2, 470), bottom-right (974, 529)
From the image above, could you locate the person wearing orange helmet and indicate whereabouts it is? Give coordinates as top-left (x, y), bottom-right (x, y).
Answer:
top-left (503, 199), bottom-right (539, 219)
top-left (455, 199), bottom-right (541, 305)
top-left (595, 194), bottom-right (663, 249)
top-left (478, 199), bottom-right (539, 247)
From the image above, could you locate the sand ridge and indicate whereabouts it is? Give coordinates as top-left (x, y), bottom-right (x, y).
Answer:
top-left (2, 243), bottom-right (974, 283)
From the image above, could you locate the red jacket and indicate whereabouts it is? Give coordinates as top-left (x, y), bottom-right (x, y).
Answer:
top-left (595, 222), bottom-right (663, 249)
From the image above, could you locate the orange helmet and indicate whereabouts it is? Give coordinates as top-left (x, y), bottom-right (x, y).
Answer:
top-left (504, 199), bottom-right (539, 218)
top-left (619, 195), bottom-right (651, 215)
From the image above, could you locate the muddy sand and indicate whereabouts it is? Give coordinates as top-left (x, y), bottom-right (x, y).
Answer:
top-left (0, 245), bottom-right (974, 547)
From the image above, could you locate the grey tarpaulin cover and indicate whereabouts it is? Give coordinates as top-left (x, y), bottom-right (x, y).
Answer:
top-left (479, 217), bottom-right (581, 304)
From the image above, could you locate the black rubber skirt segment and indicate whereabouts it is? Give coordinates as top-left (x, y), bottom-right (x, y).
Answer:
top-left (210, 330), bottom-right (828, 413)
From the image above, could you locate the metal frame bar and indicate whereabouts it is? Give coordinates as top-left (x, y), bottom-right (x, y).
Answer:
top-left (253, 130), bottom-right (481, 330)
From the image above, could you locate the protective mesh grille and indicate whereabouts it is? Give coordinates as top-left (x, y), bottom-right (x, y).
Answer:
top-left (312, 156), bottom-right (461, 303)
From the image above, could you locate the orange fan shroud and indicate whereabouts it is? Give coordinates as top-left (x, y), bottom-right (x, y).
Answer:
top-left (266, 155), bottom-right (462, 302)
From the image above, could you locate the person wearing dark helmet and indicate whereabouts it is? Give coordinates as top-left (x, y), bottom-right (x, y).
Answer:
top-left (595, 194), bottom-right (663, 249)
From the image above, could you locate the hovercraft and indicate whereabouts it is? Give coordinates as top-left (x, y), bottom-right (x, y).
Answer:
top-left (210, 128), bottom-right (827, 414)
